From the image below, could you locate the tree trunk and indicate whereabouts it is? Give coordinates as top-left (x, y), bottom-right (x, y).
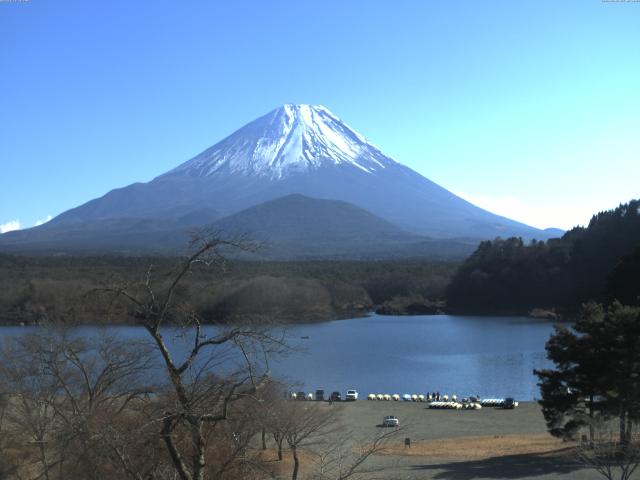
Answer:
top-left (291, 445), bottom-right (300, 480)
top-left (588, 394), bottom-right (595, 442)
top-left (38, 442), bottom-right (50, 480)
top-left (192, 421), bottom-right (206, 480)
top-left (162, 417), bottom-right (193, 480)
top-left (273, 434), bottom-right (283, 461)
top-left (620, 410), bottom-right (628, 445)
top-left (262, 428), bottom-right (267, 450)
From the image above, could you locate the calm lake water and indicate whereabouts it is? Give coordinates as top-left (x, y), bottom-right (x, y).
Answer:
top-left (0, 314), bottom-right (557, 400)
top-left (271, 314), bottom-right (556, 401)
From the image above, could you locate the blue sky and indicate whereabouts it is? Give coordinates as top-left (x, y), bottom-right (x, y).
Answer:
top-left (1, 0), bottom-right (639, 232)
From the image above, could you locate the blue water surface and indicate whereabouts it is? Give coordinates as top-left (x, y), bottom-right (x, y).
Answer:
top-left (0, 314), bottom-right (557, 400)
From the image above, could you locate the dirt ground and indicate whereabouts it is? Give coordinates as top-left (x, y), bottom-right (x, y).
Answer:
top-left (277, 400), bottom-right (620, 480)
top-left (377, 434), bottom-right (567, 460)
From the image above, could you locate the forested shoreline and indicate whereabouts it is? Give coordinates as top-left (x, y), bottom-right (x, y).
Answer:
top-left (2, 200), bottom-right (638, 325)
top-left (446, 200), bottom-right (640, 316)
top-left (0, 255), bottom-right (456, 325)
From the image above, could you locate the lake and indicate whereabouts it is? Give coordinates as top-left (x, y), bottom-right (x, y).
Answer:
top-left (271, 314), bottom-right (556, 401)
top-left (0, 314), bottom-right (557, 400)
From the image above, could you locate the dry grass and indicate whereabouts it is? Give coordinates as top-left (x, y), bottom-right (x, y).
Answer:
top-left (251, 447), bottom-right (321, 477)
top-left (377, 433), bottom-right (572, 461)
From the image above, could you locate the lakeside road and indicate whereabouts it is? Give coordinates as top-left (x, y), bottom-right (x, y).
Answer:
top-left (301, 400), bottom-right (607, 479)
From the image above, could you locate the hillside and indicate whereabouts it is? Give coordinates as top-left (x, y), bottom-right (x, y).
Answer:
top-left (446, 199), bottom-right (640, 314)
top-left (212, 194), bottom-right (477, 260)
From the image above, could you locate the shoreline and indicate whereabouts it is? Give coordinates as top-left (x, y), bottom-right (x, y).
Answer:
top-left (0, 308), bottom-right (572, 328)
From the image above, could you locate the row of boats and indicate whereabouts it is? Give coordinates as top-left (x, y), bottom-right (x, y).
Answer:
top-left (367, 393), bottom-right (460, 402)
top-left (367, 394), bottom-right (519, 409)
top-left (429, 401), bottom-right (482, 410)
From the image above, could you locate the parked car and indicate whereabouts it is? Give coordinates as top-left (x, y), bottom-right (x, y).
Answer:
top-left (316, 389), bottom-right (325, 401)
top-left (382, 415), bottom-right (399, 427)
top-left (503, 397), bottom-right (518, 409)
top-left (345, 389), bottom-right (359, 401)
top-left (296, 391), bottom-right (306, 401)
top-left (330, 391), bottom-right (341, 402)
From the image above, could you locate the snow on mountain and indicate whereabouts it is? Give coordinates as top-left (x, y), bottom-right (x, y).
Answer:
top-left (1, 103), bottom-right (564, 255)
top-left (167, 104), bottom-right (395, 179)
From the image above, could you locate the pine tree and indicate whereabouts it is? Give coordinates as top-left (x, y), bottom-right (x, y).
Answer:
top-left (535, 302), bottom-right (640, 443)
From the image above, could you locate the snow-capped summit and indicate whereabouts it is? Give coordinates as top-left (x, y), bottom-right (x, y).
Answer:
top-left (4, 103), bottom-right (562, 256)
top-left (168, 104), bottom-right (396, 179)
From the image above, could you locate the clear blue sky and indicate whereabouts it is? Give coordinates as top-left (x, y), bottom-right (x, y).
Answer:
top-left (1, 0), bottom-right (639, 232)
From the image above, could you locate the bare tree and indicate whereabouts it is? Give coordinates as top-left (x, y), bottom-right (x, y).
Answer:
top-left (308, 426), bottom-right (404, 480)
top-left (0, 234), bottom-right (399, 480)
top-left (0, 328), bottom-right (157, 480)
top-left (0, 340), bottom-right (60, 480)
top-left (264, 401), bottom-right (288, 462)
top-left (575, 419), bottom-right (640, 480)
top-left (281, 403), bottom-right (339, 480)
top-left (264, 398), bottom-right (404, 480)
top-left (255, 380), bottom-right (290, 461)
top-left (106, 234), bottom-right (287, 480)
top-left (0, 392), bottom-right (19, 479)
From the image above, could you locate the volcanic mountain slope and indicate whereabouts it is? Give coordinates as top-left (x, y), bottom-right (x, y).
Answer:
top-left (0, 195), bottom-right (477, 259)
top-left (212, 194), bottom-right (478, 260)
top-left (0, 104), bottom-right (560, 256)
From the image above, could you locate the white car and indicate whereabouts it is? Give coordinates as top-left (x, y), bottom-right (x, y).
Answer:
top-left (382, 415), bottom-right (399, 427)
top-left (345, 389), bottom-right (358, 401)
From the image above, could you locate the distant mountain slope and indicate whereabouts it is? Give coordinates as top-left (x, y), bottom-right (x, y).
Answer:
top-left (0, 195), bottom-right (477, 259)
top-left (0, 217), bottom-right (196, 254)
top-left (0, 104), bottom-right (561, 255)
top-left (212, 194), bottom-right (477, 259)
top-left (215, 194), bottom-right (410, 240)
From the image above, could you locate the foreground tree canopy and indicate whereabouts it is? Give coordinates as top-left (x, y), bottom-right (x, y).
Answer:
top-left (535, 302), bottom-right (640, 444)
top-left (0, 235), bottom-right (401, 480)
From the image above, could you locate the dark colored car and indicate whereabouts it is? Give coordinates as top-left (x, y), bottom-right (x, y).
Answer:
top-left (296, 391), bottom-right (306, 401)
top-left (504, 397), bottom-right (516, 409)
top-left (330, 391), bottom-right (341, 401)
top-left (316, 389), bottom-right (325, 401)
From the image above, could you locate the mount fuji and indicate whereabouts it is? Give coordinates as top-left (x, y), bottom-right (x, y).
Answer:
top-left (0, 104), bottom-right (561, 257)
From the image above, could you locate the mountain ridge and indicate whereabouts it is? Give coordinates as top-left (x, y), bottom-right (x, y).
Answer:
top-left (0, 194), bottom-right (478, 259)
top-left (0, 104), bottom-right (563, 256)
top-left (211, 193), bottom-right (476, 260)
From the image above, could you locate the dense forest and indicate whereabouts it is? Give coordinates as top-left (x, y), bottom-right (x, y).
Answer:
top-left (446, 199), bottom-right (640, 314)
top-left (4, 200), bottom-right (638, 324)
top-left (0, 255), bottom-right (456, 325)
